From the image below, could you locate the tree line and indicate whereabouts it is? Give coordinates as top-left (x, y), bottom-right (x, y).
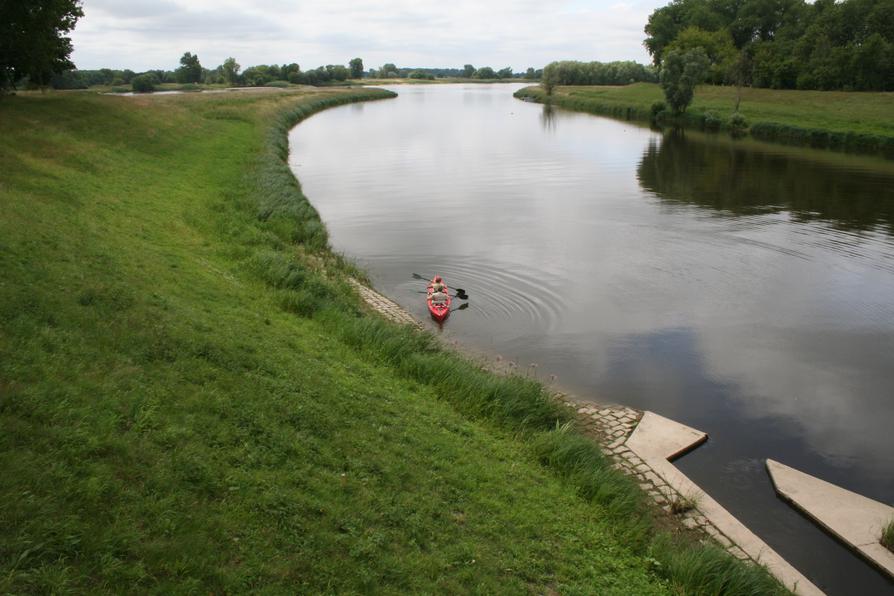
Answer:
top-left (645, 0), bottom-right (894, 91)
top-left (46, 56), bottom-right (544, 92)
top-left (370, 64), bottom-right (541, 80)
top-left (47, 54), bottom-right (364, 92)
top-left (541, 61), bottom-right (657, 92)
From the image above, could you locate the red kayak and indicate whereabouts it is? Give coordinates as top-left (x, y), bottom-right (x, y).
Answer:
top-left (426, 277), bottom-right (451, 322)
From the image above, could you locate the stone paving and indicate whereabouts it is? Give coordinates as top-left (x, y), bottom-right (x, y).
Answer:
top-left (348, 279), bottom-right (422, 328)
top-left (559, 400), bottom-right (753, 562)
top-left (350, 279), bottom-right (765, 567)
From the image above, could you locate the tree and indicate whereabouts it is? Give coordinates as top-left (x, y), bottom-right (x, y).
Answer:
top-left (326, 64), bottom-right (349, 81)
top-left (475, 66), bottom-right (496, 79)
top-left (660, 48), bottom-right (709, 114)
top-left (221, 57), bottom-right (240, 85)
top-left (463, 64), bottom-right (476, 78)
top-left (497, 67), bottom-right (513, 79)
top-left (525, 67), bottom-right (537, 79)
top-left (541, 65), bottom-right (560, 95)
top-left (663, 26), bottom-right (737, 84)
top-left (379, 63), bottom-right (399, 78)
top-left (349, 57), bottom-right (364, 79)
top-left (132, 74), bottom-right (156, 93)
top-left (176, 52), bottom-right (203, 84)
top-left (1, 0), bottom-right (84, 91)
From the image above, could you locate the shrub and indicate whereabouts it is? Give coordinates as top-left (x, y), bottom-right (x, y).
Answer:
top-left (728, 112), bottom-right (748, 136)
top-left (264, 80), bottom-right (290, 88)
top-left (131, 75), bottom-right (156, 93)
top-left (882, 519), bottom-right (894, 553)
top-left (703, 111), bottom-right (721, 131)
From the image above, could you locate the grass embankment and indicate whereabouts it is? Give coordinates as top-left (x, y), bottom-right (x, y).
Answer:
top-left (516, 83), bottom-right (894, 156)
top-left (1, 88), bottom-right (787, 593)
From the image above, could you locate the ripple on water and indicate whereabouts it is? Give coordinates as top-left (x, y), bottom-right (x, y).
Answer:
top-left (373, 255), bottom-right (569, 333)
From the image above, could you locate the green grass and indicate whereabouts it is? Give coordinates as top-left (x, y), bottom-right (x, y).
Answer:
top-left (516, 83), bottom-right (894, 156)
top-left (882, 519), bottom-right (894, 553)
top-left (1, 87), bottom-right (787, 594)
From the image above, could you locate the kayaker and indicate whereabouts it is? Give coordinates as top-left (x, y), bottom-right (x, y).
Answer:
top-left (430, 276), bottom-right (448, 304)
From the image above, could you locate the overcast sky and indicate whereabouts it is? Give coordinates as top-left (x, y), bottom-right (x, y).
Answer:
top-left (70, 0), bottom-right (665, 72)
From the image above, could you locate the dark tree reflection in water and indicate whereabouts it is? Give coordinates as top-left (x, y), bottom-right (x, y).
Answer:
top-left (637, 129), bottom-right (894, 235)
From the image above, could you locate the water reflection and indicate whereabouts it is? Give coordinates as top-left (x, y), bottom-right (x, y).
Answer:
top-left (637, 129), bottom-right (894, 235)
top-left (540, 103), bottom-right (556, 132)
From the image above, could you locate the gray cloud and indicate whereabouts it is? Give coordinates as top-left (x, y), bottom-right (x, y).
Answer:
top-left (71, 0), bottom-right (665, 70)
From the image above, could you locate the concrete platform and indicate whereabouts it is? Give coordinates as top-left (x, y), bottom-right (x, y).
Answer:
top-left (626, 412), bottom-right (824, 596)
top-left (767, 459), bottom-right (894, 579)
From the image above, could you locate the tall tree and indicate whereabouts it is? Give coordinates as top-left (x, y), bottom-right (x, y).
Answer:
top-left (463, 64), bottom-right (476, 78)
top-left (664, 26), bottom-right (737, 84)
top-left (221, 57), bottom-right (240, 86)
top-left (541, 65), bottom-right (560, 95)
top-left (349, 57), bottom-right (363, 79)
top-left (176, 52), bottom-right (202, 84)
top-left (0, 0), bottom-right (84, 90)
top-left (660, 48), bottom-right (709, 113)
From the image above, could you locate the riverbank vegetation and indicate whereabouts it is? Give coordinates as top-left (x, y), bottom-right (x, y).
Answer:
top-left (1, 87), bottom-right (788, 593)
top-left (883, 520), bottom-right (894, 553)
top-left (516, 83), bottom-right (894, 156)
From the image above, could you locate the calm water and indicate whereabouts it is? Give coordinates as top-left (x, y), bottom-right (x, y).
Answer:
top-left (290, 84), bottom-right (894, 594)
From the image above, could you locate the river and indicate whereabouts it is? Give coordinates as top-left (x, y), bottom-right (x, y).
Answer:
top-left (289, 83), bottom-right (894, 595)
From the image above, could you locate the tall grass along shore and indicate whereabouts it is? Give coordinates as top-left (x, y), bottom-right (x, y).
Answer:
top-left (516, 83), bottom-right (894, 157)
top-left (1, 87), bottom-right (787, 593)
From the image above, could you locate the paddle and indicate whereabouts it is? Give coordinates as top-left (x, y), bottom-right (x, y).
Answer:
top-left (451, 302), bottom-right (470, 313)
top-left (412, 273), bottom-right (469, 300)
top-left (416, 290), bottom-right (469, 299)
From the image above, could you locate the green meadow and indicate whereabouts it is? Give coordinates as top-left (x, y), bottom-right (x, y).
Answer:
top-left (1, 88), bottom-right (787, 593)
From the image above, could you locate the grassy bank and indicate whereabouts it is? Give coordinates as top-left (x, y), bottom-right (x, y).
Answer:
top-left (516, 83), bottom-right (894, 156)
top-left (1, 88), bottom-right (786, 593)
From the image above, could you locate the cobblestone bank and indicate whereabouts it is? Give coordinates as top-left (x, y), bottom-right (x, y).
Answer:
top-left (560, 400), bottom-right (753, 562)
top-left (351, 278), bottom-right (756, 564)
top-left (348, 279), bottom-right (422, 328)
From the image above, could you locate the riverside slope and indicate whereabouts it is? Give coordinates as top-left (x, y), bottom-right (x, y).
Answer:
top-left (1, 87), bottom-right (787, 594)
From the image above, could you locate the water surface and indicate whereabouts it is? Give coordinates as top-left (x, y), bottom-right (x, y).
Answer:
top-left (289, 84), bottom-right (894, 595)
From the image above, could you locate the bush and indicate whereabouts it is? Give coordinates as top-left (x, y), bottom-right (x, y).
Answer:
top-left (882, 519), bottom-right (894, 553)
top-left (728, 112), bottom-right (748, 136)
top-left (131, 74), bottom-right (156, 93)
top-left (703, 111), bottom-right (722, 131)
top-left (650, 101), bottom-right (667, 122)
top-left (264, 80), bottom-right (290, 88)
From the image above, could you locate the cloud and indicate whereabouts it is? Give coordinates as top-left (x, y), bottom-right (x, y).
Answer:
top-left (70, 0), bottom-right (665, 71)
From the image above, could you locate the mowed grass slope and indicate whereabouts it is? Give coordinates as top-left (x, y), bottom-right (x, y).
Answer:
top-left (0, 89), bottom-right (673, 593)
top-left (1, 88), bottom-right (791, 595)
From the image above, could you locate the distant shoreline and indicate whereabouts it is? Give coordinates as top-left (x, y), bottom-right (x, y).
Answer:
top-left (515, 83), bottom-right (894, 158)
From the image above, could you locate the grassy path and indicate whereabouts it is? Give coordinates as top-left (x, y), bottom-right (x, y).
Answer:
top-left (1, 88), bottom-right (785, 593)
top-left (517, 83), bottom-right (894, 156)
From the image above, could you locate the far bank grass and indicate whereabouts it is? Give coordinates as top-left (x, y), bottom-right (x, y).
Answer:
top-left (1, 88), bottom-right (786, 594)
top-left (516, 83), bottom-right (894, 156)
